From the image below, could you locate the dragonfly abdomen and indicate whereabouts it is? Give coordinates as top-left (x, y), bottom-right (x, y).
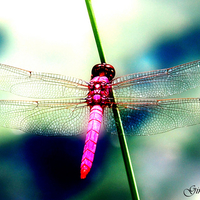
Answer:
top-left (80, 105), bottom-right (103, 179)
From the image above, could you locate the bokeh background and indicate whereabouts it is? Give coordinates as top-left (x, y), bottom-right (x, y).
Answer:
top-left (0, 0), bottom-right (200, 199)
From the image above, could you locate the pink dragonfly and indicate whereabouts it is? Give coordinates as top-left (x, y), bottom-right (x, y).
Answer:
top-left (0, 60), bottom-right (200, 179)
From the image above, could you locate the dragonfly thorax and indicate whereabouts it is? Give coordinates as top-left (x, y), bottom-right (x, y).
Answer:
top-left (87, 76), bottom-right (111, 107)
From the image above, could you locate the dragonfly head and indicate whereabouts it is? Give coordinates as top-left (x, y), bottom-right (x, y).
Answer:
top-left (91, 63), bottom-right (115, 81)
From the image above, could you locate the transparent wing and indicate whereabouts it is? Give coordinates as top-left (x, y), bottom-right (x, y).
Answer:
top-left (104, 98), bottom-right (200, 135)
top-left (112, 60), bottom-right (200, 98)
top-left (0, 99), bottom-right (89, 135)
top-left (0, 63), bottom-right (88, 99)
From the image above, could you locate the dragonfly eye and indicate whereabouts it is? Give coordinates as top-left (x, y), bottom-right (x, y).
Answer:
top-left (91, 63), bottom-right (115, 81)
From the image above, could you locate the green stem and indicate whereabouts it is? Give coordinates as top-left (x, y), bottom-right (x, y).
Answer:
top-left (85, 0), bottom-right (140, 199)
top-left (85, 0), bottom-right (106, 63)
top-left (111, 91), bottom-right (140, 200)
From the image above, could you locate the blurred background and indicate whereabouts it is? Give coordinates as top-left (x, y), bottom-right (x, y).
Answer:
top-left (0, 0), bottom-right (200, 199)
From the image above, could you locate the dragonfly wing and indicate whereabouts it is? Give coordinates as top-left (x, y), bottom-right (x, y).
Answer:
top-left (0, 63), bottom-right (88, 99)
top-left (112, 60), bottom-right (200, 98)
top-left (104, 98), bottom-right (200, 135)
top-left (0, 99), bottom-right (89, 135)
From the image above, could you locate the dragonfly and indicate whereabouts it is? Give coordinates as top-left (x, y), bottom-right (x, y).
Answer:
top-left (0, 60), bottom-right (200, 179)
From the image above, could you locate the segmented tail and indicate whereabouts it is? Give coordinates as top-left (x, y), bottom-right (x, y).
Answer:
top-left (80, 105), bottom-right (103, 179)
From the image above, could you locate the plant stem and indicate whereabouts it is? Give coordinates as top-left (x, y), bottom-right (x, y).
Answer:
top-left (111, 91), bottom-right (140, 200)
top-left (85, 0), bottom-right (106, 63)
top-left (85, 0), bottom-right (140, 199)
